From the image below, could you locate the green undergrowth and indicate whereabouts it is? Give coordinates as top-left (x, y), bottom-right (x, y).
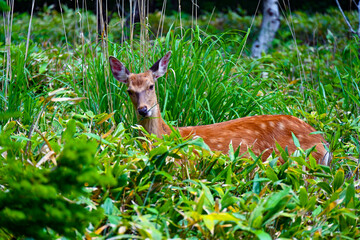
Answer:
top-left (1, 6), bottom-right (360, 239)
top-left (0, 114), bottom-right (359, 238)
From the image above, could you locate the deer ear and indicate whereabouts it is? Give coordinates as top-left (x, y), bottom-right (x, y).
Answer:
top-left (149, 51), bottom-right (171, 80)
top-left (109, 56), bottom-right (130, 83)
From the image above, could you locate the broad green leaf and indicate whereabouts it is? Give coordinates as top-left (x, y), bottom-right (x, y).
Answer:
top-left (249, 202), bottom-right (264, 229)
top-left (307, 196), bottom-right (317, 211)
top-left (345, 182), bottom-right (355, 208)
top-left (4, 121), bottom-right (16, 132)
top-left (196, 192), bottom-right (206, 214)
top-left (39, 63), bottom-right (48, 74)
top-left (83, 133), bottom-right (111, 145)
top-left (221, 190), bottom-right (239, 209)
top-left (347, 90), bottom-right (360, 109)
top-left (186, 211), bottom-right (201, 222)
top-left (329, 189), bottom-right (340, 203)
top-left (101, 198), bottom-right (114, 215)
top-left (330, 127), bottom-right (342, 151)
top-left (251, 215), bottom-right (263, 229)
top-left (263, 189), bottom-right (291, 223)
top-left (319, 201), bottom-right (337, 216)
top-left (299, 187), bottom-right (308, 207)
top-left (333, 169), bottom-right (344, 191)
top-left (169, 137), bottom-right (210, 152)
top-left (276, 142), bottom-right (288, 162)
top-left (186, 137), bottom-right (211, 151)
top-left (319, 164), bottom-right (331, 174)
top-left (10, 135), bottom-right (32, 142)
top-left (203, 217), bottom-right (215, 234)
top-left (155, 171), bottom-right (173, 181)
top-left (252, 230), bottom-right (272, 240)
top-left (73, 113), bottom-right (90, 120)
top-left (228, 141), bottom-right (235, 161)
top-left (203, 212), bottom-right (239, 222)
top-left (291, 132), bottom-right (301, 148)
top-left (312, 206), bottom-right (322, 217)
top-left (137, 215), bottom-right (163, 239)
top-left (108, 215), bottom-right (121, 225)
top-left (113, 122), bottom-right (125, 137)
top-left (96, 112), bottom-right (115, 125)
top-left (159, 199), bottom-right (173, 213)
top-left (312, 172), bottom-right (333, 179)
top-left (62, 119), bottom-right (76, 142)
top-left (85, 111), bottom-right (95, 118)
top-left (339, 210), bottom-right (358, 220)
top-left (264, 188), bottom-right (290, 210)
top-left (226, 165), bottom-right (233, 185)
top-left (203, 213), bottom-right (239, 234)
top-left (265, 166), bottom-right (278, 182)
top-left (317, 182), bottom-right (332, 194)
top-left (291, 156), bottom-right (309, 168)
top-left (149, 145), bottom-right (168, 158)
top-left (200, 182), bottom-right (215, 206)
top-left (214, 187), bottom-right (225, 197)
top-left (309, 154), bottom-right (317, 169)
top-left (252, 173), bottom-right (261, 195)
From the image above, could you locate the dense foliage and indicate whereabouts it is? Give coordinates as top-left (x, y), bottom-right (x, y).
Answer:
top-left (1, 6), bottom-right (359, 239)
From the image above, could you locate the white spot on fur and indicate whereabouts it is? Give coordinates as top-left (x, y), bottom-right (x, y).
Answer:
top-left (278, 122), bottom-right (285, 131)
top-left (209, 138), bottom-right (217, 144)
top-left (246, 129), bottom-right (253, 135)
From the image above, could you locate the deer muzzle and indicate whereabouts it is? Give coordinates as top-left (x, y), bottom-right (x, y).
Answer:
top-left (138, 106), bottom-right (148, 117)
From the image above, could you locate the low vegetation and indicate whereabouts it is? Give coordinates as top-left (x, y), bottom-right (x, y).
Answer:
top-left (0, 5), bottom-right (359, 239)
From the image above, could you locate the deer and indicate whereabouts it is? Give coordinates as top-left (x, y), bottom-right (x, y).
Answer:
top-left (109, 51), bottom-right (332, 166)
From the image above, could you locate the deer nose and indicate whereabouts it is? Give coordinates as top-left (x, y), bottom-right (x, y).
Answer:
top-left (138, 106), bottom-right (148, 117)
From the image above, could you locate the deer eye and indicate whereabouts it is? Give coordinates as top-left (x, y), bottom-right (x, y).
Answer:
top-left (149, 85), bottom-right (154, 90)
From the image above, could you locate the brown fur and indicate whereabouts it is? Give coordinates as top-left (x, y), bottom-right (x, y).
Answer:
top-left (128, 74), bottom-right (327, 163)
top-left (109, 54), bottom-right (330, 165)
top-left (177, 115), bottom-right (327, 164)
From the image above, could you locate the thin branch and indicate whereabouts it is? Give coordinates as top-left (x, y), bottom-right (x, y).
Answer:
top-left (352, 0), bottom-right (358, 8)
top-left (335, 0), bottom-right (357, 35)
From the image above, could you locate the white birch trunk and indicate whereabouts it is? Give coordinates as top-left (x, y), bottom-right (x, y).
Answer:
top-left (251, 0), bottom-right (280, 58)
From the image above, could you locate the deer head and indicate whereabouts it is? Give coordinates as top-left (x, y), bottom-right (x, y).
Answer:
top-left (109, 51), bottom-right (171, 118)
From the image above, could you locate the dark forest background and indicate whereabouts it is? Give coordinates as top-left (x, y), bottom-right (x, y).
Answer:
top-left (13, 0), bottom-right (358, 14)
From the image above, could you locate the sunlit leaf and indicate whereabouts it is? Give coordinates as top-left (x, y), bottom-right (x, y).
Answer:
top-left (252, 230), bottom-right (272, 240)
top-left (97, 112), bottom-right (115, 124)
top-left (333, 169), bottom-right (344, 191)
top-left (317, 182), bottom-right (333, 194)
top-left (299, 186), bottom-right (308, 207)
top-left (291, 132), bottom-right (301, 148)
top-left (265, 166), bottom-right (278, 182)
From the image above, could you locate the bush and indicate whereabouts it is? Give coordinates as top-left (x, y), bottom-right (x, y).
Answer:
top-left (0, 135), bottom-right (115, 239)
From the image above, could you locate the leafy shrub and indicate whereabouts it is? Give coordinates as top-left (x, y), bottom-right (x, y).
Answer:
top-left (0, 133), bottom-right (115, 239)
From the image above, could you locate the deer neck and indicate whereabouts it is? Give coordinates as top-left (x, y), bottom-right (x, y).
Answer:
top-left (138, 105), bottom-right (171, 138)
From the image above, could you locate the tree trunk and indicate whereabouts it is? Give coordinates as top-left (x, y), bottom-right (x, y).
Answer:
top-left (251, 0), bottom-right (280, 58)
